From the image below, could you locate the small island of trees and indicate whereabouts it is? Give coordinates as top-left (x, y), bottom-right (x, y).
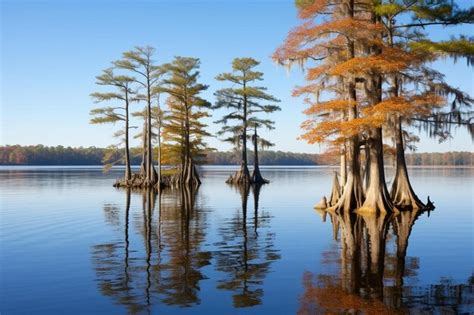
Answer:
top-left (90, 49), bottom-right (280, 190)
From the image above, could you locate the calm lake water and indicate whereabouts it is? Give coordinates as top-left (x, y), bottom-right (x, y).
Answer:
top-left (1, 166), bottom-right (473, 314)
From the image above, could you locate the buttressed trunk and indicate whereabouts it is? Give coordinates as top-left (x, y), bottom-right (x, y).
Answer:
top-left (227, 131), bottom-right (251, 185)
top-left (360, 127), bottom-right (395, 213)
top-left (390, 117), bottom-right (425, 210)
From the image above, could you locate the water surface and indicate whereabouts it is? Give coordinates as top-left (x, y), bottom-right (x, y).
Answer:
top-left (1, 166), bottom-right (473, 314)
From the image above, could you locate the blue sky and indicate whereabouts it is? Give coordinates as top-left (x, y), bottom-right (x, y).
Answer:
top-left (1, 0), bottom-right (473, 153)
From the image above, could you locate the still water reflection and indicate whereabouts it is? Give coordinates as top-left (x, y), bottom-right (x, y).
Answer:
top-left (1, 166), bottom-right (473, 314)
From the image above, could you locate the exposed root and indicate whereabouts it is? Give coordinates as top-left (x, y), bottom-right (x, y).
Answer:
top-left (315, 196), bottom-right (328, 210)
top-left (328, 172), bottom-right (341, 207)
top-left (328, 174), bottom-right (364, 214)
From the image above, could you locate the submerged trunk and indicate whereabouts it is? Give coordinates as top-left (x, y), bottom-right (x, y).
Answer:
top-left (360, 128), bottom-right (394, 213)
top-left (390, 117), bottom-right (425, 210)
top-left (251, 127), bottom-right (269, 184)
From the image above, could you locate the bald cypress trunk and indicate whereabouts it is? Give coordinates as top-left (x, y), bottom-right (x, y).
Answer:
top-left (227, 82), bottom-right (252, 185)
top-left (329, 0), bottom-right (364, 213)
top-left (251, 127), bottom-right (269, 184)
top-left (360, 10), bottom-right (395, 214)
top-left (330, 81), bottom-right (364, 213)
top-left (360, 127), bottom-right (394, 213)
top-left (340, 146), bottom-right (347, 190)
top-left (390, 117), bottom-right (425, 210)
top-left (124, 91), bottom-right (131, 182)
top-left (329, 171), bottom-right (341, 206)
top-left (140, 120), bottom-right (147, 178)
top-left (174, 105), bottom-right (201, 187)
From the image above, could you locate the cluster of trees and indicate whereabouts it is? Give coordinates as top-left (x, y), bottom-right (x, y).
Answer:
top-left (1, 145), bottom-right (473, 166)
top-left (274, 0), bottom-right (473, 212)
top-left (90, 49), bottom-right (280, 188)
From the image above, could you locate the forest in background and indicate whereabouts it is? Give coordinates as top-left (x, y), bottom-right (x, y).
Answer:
top-left (1, 145), bottom-right (472, 166)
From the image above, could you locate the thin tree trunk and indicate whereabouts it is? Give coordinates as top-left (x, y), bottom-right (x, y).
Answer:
top-left (228, 81), bottom-right (251, 185)
top-left (157, 122), bottom-right (162, 189)
top-left (124, 90), bottom-right (131, 181)
top-left (251, 127), bottom-right (269, 184)
top-left (340, 145), bottom-right (347, 190)
top-left (140, 119), bottom-right (147, 178)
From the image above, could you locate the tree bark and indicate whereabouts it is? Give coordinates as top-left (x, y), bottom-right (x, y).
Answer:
top-left (140, 119), bottom-right (147, 178)
top-left (251, 127), bottom-right (269, 184)
top-left (329, 171), bottom-right (341, 206)
top-left (124, 89), bottom-right (131, 181)
top-left (360, 127), bottom-right (395, 213)
top-left (340, 146), bottom-right (347, 190)
top-left (329, 81), bottom-right (364, 213)
top-left (329, 0), bottom-right (364, 213)
top-left (390, 118), bottom-right (425, 210)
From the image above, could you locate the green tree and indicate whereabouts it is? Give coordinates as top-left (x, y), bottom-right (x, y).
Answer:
top-left (159, 57), bottom-right (211, 186)
top-left (90, 68), bottom-right (135, 180)
top-left (214, 58), bottom-right (280, 185)
top-left (114, 46), bottom-right (162, 186)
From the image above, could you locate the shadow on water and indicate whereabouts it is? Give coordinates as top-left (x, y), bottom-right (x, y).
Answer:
top-left (91, 183), bottom-right (280, 311)
top-left (300, 208), bottom-right (474, 314)
top-left (213, 183), bottom-right (280, 308)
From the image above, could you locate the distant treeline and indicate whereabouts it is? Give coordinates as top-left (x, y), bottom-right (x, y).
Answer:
top-left (1, 145), bottom-right (472, 166)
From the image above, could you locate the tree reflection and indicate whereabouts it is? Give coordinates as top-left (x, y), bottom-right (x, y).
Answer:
top-left (91, 186), bottom-right (211, 311)
top-left (299, 209), bottom-right (474, 314)
top-left (214, 183), bottom-right (280, 307)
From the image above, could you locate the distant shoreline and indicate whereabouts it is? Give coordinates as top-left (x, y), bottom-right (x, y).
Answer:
top-left (1, 145), bottom-right (472, 167)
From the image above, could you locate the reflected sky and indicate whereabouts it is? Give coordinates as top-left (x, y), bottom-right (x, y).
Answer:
top-left (1, 166), bottom-right (473, 314)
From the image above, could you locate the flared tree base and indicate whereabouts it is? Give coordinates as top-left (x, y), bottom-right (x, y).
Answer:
top-left (251, 167), bottom-right (269, 184)
top-left (113, 173), bottom-right (171, 190)
top-left (226, 164), bottom-right (252, 185)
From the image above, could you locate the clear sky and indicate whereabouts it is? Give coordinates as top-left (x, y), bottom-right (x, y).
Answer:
top-left (1, 0), bottom-right (473, 153)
